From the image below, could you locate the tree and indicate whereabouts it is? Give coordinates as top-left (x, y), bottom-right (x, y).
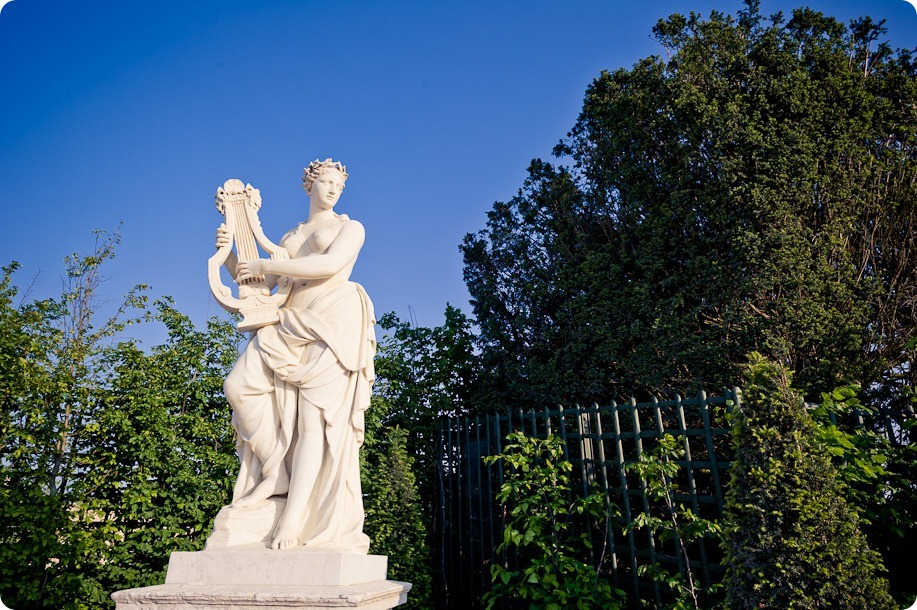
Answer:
top-left (363, 426), bottom-right (433, 609)
top-left (373, 305), bottom-right (481, 519)
top-left (460, 2), bottom-right (916, 599)
top-left (809, 383), bottom-right (917, 606)
top-left (0, 232), bottom-right (147, 608)
top-left (80, 300), bottom-right (241, 597)
top-left (371, 305), bottom-right (481, 606)
top-left (461, 1), bottom-right (916, 407)
top-left (461, 161), bottom-right (601, 410)
top-left (0, 236), bottom-right (243, 609)
top-left (723, 353), bottom-right (894, 609)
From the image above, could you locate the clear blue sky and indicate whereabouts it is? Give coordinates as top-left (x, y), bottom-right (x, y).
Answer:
top-left (1, 0), bottom-right (914, 346)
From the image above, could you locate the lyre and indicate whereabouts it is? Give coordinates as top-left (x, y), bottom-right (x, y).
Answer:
top-left (208, 179), bottom-right (291, 331)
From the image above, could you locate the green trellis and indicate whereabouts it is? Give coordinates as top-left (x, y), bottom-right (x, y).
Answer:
top-left (436, 390), bottom-right (739, 608)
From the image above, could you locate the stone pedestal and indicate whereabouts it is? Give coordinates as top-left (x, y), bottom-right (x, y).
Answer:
top-left (112, 548), bottom-right (410, 609)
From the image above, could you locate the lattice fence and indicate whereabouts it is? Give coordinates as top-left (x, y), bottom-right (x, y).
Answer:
top-left (435, 390), bottom-right (739, 608)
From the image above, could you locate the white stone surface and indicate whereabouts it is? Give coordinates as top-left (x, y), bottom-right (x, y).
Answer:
top-left (205, 499), bottom-right (285, 549)
top-left (111, 580), bottom-right (411, 610)
top-left (208, 179), bottom-right (292, 332)
top-left (165, 549), bottom-right (387, 587)
top-left (210, 159), bottom-right (377, 553)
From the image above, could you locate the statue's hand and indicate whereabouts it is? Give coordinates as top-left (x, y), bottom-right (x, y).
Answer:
top-left (215, 223), bottom-right (231, 250)
top-left (236, 259), bottom-right (266, 283)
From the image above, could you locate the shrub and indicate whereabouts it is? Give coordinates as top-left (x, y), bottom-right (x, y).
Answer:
top-left (483, 432), bottom-right (625, 610)
top-left (723, 353), bottom-right (895, 609)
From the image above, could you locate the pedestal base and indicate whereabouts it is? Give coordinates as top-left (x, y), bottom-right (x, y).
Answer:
top-left (166, 547), bottom-right (387, 587)
top-left (112, 548), bottom-right (410, 609)
top-left (111, 580), bottom-right (411, 609)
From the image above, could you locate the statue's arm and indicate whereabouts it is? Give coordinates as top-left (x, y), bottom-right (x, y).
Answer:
top-left (259, 227), bottom-right (303, 288)
top-left (237, 221), bottom-right (365, 282)
top-left (217, 223), bottom-right (284, 289)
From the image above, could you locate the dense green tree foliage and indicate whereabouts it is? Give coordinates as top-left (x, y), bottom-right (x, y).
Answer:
top-left (369, 306), bottom-right (482, 607)
top-left (80, 300), bottom-right (241, 596)
top-left (373, 305), bottom-right (480, 518)
top-left (724, 353), bottom-right (894, 609)
top-left (462, 1), bottom-right (916, 407)
top-left (809, 384), bottom-right (917, 605)
top-left (460, 2), bottom-right (916, 603)
top-left (0, 236), bottom-right (242, 609)
top-left (0, 236), bottom-right (448, 609)
top-left (363, 426), bottom-right (433, 609)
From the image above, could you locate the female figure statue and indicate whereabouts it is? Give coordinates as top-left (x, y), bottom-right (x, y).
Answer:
top-left (216, 159), bottom-right (375, 552)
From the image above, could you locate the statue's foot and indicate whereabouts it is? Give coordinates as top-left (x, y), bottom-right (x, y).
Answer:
top-left (271, 523), bottom-right (300, 550)
top-left (232, 472), bottom-right (289, 508)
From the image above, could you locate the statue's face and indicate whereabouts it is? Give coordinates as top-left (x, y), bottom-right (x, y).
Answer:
top-left (310, 170), bottom-right (345, 210)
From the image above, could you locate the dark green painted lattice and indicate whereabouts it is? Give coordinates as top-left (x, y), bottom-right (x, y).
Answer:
top-left (435, 390), bottom-right (739, 608)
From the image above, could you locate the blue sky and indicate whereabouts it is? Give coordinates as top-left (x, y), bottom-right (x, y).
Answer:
top-left (1, 0), bottom-right (914, 346)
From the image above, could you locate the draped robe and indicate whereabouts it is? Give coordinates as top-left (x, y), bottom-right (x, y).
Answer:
top-left (227, 278), bottom-right (376, 553)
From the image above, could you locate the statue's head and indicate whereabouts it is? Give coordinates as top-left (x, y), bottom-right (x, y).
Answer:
top-left (302, 159), bottom-right (348, 195)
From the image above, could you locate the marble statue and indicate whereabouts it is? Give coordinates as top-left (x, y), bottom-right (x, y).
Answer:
top-left (210, 159), bottom-right (376, 552)
top-left (109, 162), bottom-right (408, 609)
